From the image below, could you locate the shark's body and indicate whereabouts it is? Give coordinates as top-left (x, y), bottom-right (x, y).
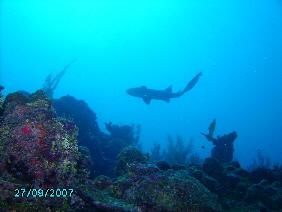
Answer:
top-left (126, 72), bottom-right (202, 104)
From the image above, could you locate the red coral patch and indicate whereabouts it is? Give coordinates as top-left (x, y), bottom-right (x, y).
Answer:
top-left (21, 126), bottom-right (31, 135)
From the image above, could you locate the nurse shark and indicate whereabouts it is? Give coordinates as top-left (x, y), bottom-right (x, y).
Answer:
top-left (126, 72), bottom-right (202, 104)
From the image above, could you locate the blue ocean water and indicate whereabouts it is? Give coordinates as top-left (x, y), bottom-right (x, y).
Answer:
top-left (1, 0), bottom-right (282, 167)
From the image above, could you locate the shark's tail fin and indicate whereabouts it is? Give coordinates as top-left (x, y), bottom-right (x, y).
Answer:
top-left (181, 72), bottom-right (202, 95)
top-left (169, 72), bottom-right (202, 98)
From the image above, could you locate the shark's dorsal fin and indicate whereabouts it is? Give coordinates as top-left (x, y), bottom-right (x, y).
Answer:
top-left (165, 85), bottom-right (172, 93)
top-left (143, 97), bottom-right (151, 104)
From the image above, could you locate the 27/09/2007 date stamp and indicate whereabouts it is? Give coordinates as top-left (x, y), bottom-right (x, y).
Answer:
top-left (14, 188), bottom-right (74, 198)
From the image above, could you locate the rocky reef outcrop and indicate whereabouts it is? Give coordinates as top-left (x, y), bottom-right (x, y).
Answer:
top-left (0, 91), bottom-right (80, 187)
top-left (0, 90), bottom-right (87, 209)
top-left (189, 158), bottom-right (282, 211)
top-left (91, 147), bottom-right (221, 212)
top-left (53, 95), bottom-right (140, 177)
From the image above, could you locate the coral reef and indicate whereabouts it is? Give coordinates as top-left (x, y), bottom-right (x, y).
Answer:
top-left (165, 136), bottom-right (194, 165)
top-left (1, 89), bottom-right (282, 211)
top-left (110, 170), bottom-right (221, 211)
top-left (0, 90), bottom-right (85, 209)
top-left (54, 95), bottom-right (141, 177)
top-left (210, 132), bottom-right (237, 163)
top-left (43, 60), bottom-right (76, 98)
top-left (150, 136), bottom-right (197, 166)
top-left (103, 122), bottom-right (141, 175)
top-left (99, 147), bottom-right (222, 212)
top-left (92, 148), bottom-right (282, 211)
top-left (115, 146), bottom-right (148, 176)
top-left (0, 90), bottom-right (79, 187)
top-left (249, 149), bottom-right (272, 170)
top-left (149, 142), bottom-right (162, 162)
top-left (189, 157), bottom-right (282, 211)
top-left (53, 95), bottom-right (103, 177)
top-left (202, 120), bottom-right (237, 163)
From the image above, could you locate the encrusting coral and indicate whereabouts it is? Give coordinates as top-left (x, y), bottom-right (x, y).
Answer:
top-left (0, 90), bottom-right (79, 187)
top-left (0, 90), bottom-right (88, 210)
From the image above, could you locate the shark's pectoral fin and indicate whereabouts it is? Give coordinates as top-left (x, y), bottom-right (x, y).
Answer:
top-left (143, 97), bottom-right (151, 104)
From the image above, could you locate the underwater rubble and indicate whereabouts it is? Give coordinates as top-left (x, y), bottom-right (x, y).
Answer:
top-left (0, 89), bottom-right (282, 211)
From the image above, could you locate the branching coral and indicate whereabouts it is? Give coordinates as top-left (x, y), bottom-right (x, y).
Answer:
top-left (165, 136), bottom-right (194, 165)
top-left (150, 136), bottom-right (194, 165)
top-left (150, 142), bottom-right (163, 162)
top-left (43, 59), bottom-right (76, 98)
top-left (248, 149), bottom-right (272, 170)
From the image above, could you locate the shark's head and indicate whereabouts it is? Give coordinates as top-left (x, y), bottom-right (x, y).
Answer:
top-left (126, 86), bottom-right (147, 97)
